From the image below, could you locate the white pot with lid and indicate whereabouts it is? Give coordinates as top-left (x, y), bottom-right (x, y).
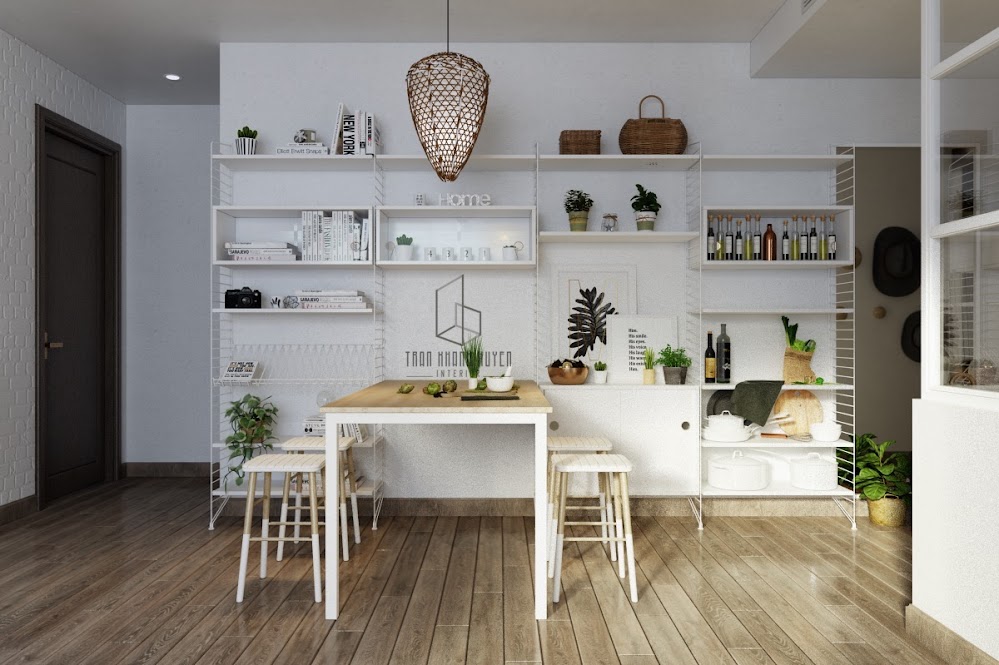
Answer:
top-left (703, 411), bottom-right (758, 442)
top-left (707, 450), bottom-right (770, 491)
top-left (789, 452), bottom-right (838, 490)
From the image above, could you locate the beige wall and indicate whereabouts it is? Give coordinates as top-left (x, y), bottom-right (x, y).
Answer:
top-left (855, 148), bottom-right (921, 449)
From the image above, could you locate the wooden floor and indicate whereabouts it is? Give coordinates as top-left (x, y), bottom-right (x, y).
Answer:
top-left (0, 479), bottom-right (943, 665)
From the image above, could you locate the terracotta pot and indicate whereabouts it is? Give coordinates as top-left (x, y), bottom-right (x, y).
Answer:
top-left (643, 368), bottom-right (656, 385)
top-left (635, 211), bottom-right (657, 231)
top-left (662, 366), bottom-right (688, 385)
top-left (868, 497), bottom-right (906, 527)
top-left (568, 211), bottom-right (589, 232)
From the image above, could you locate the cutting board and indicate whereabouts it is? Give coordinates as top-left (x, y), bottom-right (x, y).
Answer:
top-left (773, 390), bottom-right (823, 436)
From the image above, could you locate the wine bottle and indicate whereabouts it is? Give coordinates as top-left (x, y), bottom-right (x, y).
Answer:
top-left (753, 215), bottom-right (762, 260)
top-left (704, 330), bottom-right (716, 384)
top-left (808, 216), bottom-right (818, 260)
top-left (781, 220), bottom-right (790, 260)
top-left (798, 216), bottom-right (808, 261)
top-left (707, 215), bottom-right (716, 261)
top-left (743, 216), bottom-right (752, 260)
top-left (735, 220), bottom-right (745, 261)
top-left (724, 215), bottom-right (734, 261)
top-left (790, 215), bottom-right (800, 261)
top-left (717, 324), bottom-right (731, 384)
top-left (828, 215), bottom-right (837, 260)
top-left (763, 223), bottom-right (777, 260)
top-left (818, 215), bottom-right (828, 260)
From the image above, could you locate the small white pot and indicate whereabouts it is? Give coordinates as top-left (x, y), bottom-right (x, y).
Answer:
top-left (467, 377), bottom-right (479, 390)
top-left (592, 370), bottom-right (607, 384)
top-left (394, 245), bottom-right (414, 261)
top-left (235, 137), bottom-right (257, 155)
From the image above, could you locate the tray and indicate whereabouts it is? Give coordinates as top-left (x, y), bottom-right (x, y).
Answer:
top-left (460, 394), bottom-right (521, 401)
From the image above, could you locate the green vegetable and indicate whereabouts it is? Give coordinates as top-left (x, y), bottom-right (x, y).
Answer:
top-left (443, 379), bottom-right (458, 393)
top-left (477, 378), bottom-right (487, 390)
top-left (397, 384), bottom-right (415, 394)
top-left (462, 336), bottom-right (484, 379)
top-left (423, 382), bottom-right (442, 396)
top-left (782, 315), bottom-right (815, 353)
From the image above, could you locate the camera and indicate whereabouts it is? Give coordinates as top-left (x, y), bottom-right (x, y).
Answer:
top-left (225, 287), bottom-right (262, 309)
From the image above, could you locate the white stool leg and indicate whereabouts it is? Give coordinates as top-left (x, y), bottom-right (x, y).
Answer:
top-left (277, 472), bottom-right (291, 561)
top-left (339, 458), bottom-right (350, 561)
top-left (308, 471), bottom-right (323, 603)
top-left (552, 471), bottom-right (569, 603)
top-left (546, 452), bottom-right (555, 563)
top-left (598, 472), bottom-right (608, 544)
top-left (612, 473), bottom-right (625, 578)
top-left (547, 462), bottom-right (559, 577)
top-left (620, 472), bottom-right (638, 603)
top-left (260, 472), bottom-right (272, 578)
top-left (605, 472), bottom-right (618, 563)
top-left (236, 472), bottom-right (257, 603)
top-left (347, 450), bottom-right (360, 544)
top-left (293, 472), bottom-right (303, 544)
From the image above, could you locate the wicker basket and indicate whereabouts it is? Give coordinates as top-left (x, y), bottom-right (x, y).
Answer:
top-left (618, 95), bottom-right (688, 155)
top-left (782, 349), bottom-right (816, 384)
top-left (559, 130), bottom-right (601, 155)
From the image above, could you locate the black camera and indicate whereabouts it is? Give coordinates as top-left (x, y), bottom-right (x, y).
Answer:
top-left (225, 287), bottom-right (262, 309)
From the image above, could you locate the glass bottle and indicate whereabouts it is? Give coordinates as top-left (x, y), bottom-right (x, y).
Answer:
top-left (704, 330), bottom-right (716, 384)
top-left (724, 215), bottom-right (734, 261)
top-left (828, 215), bottom-right (837, 260)
top-left (763, 223), bottom-right (777, 260)
top-left (735, 220), bottom-right (745, 261)
top-left (818, 215), bottom-right (828, 260)
top-left (743, 215), bottom-right (752, 260)
top-left (781, 221), bottom-right (790, 260)
top-left (717, 324), bottom-right (731, 384)
top-left (753, 214), bottom-right (762, 260)
top-left (808, 215), bottom-right (818, 260)
top-left (790, 215), bottom-right (800, 261)
top-left (706, 215), bottom-right (716, 261)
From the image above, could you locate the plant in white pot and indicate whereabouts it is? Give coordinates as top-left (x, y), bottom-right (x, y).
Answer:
top-left (592, 360), bottom-right (608, 384)
top-left (394, 234), bottom-right (414, 261)
top-left (855, 433), bottom-right (911, 527)
top-left (236, 126), bottom-right (258, 155)
top-left (224, 394), bottom-right (278, 486)
top-left (657, 344), bottom-right (692, 384)
top-left (564, 189), bottom-right (594, 232)
top-left (631, 183), bottom-right (661, 231)
top-left (462, 336), bottom-right (484, 390)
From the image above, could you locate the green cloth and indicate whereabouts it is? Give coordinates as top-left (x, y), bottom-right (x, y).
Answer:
top-left (732, 380), bottom-right (784, 426)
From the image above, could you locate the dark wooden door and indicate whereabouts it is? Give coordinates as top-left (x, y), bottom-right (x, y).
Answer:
top-left (37, 108), bottom-right (121, 504)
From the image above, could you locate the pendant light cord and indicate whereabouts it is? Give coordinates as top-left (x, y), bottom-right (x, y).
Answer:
top-left (446, 0), bottom-right (450, 52)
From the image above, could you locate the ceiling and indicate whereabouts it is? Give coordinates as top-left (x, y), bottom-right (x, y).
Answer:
top-left (1, 0), bottom-right (996, 104)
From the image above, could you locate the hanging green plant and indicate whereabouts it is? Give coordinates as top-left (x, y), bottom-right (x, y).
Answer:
top-left (567, 287), bottom-right (617, 359)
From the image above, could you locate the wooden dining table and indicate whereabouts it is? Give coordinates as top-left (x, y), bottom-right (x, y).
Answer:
top-left (321, 380), bottom-right (553, 621)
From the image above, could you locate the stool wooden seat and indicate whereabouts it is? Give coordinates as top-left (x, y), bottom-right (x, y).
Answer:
top-left (237, 453), bottom-right (325, 603)
top-left (551, 453), bottom-right (637, 603)
top-left (277, 436), bottom-right (360, 562)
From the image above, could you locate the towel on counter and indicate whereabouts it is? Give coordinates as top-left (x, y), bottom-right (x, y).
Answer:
top-left (732, 380), bottom-right (784, 426)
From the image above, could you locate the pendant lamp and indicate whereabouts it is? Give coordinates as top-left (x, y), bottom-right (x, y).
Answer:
top-left (406, 0), bottom-right (490, 182)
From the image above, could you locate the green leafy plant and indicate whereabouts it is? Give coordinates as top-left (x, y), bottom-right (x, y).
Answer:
top-left (568, 287), bottom-right (617, 358)
top-left (854, 433), bottom-right (912, 503)
top-left (396, 234), bottom-right (413, 246)
top-left (643, 348), bottom-right (656, 370)
top-left (630, 184), bottom-right (661, 213)
top-left (781, 315), bottom-right (816, 353)
top-left (224, 394), bottom-right (278, 486)
top-left (237, 125), bottom-right (258, 139)
top-left (594, 361), bottom-right (607, 371)
top-left (656, 344), bottom-right (693, 368)
top-left (462, 336), bottom-right (484, 379)
top-left (564, 189), bottom-right (594, 213)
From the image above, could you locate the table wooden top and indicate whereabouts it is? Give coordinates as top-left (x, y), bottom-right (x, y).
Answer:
top-left (321, 380), bottom-right (552, 414)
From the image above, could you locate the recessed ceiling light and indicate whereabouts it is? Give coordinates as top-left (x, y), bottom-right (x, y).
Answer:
top-left (164, 74), bottom-right (181, 81)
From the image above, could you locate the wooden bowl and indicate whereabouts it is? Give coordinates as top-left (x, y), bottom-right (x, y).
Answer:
top-left (548, 366), bottom-right (589, 385)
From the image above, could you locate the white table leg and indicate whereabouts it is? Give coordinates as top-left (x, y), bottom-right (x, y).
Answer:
top-left (325, 414), bottom-right (341, 620)
top-left (533, 415), bottom-right (548, 620)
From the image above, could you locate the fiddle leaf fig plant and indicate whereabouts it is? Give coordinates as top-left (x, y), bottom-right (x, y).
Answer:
top-left (854, 433), bottom-right (911, 503)
top-left (224, 394), bottom-right (278, 486)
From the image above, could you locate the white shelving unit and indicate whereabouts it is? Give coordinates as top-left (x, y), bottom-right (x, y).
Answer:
top-left (699, 383), bottom-right (854, 392)
top-left (539, 231), bottom-right (699, 243)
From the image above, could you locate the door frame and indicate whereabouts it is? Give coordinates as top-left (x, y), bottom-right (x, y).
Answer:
top-left (34, 105), bottom-right (122, 508)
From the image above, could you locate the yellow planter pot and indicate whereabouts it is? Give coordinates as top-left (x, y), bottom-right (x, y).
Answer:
top-left (643, 368), bottom-right (656, 385)
top-left (868, 497), bottom-right (906, 527)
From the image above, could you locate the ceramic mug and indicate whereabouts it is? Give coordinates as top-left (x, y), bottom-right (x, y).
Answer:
top-left (460, 247), bottom-right (474, 261)
top-left (442, 247), bottom-right (457, 261)
top-left (424, 247), bottom-right (438, 261)
top-left (502, 241), bottom-right (525, 261)
top-left (478, 247), bottom-right (491, 261)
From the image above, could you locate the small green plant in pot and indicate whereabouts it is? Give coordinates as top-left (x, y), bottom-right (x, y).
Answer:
top-left (462, 336), bottom-right (484, 390)
top-left (631, 184), bottom-right (661, 231)
top-left (224, 394), bottom-right (278, 486)
top-left (855, 433), bottom-right (911, 527)
top-left (564, 189), bottom-right (594, 232)
top-left (657, 344), bottom-right (692, 384)
top-left (592, 360), bottom-right (608, 384)
top-left (394, 233), bottom-right (415, 261)
top-left (642, 348), bottom-right (657, 385)
top-left (236, 126), bottom-right (258, 155)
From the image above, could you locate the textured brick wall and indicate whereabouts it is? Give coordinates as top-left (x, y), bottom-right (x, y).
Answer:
top-left (0, 28), bottom-right (125, 506)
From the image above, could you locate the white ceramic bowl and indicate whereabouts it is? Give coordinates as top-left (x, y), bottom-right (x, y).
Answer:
top-left (486, 376), bottom-right (515, 392)
top-left (809, 421), bottom-right (842, 442)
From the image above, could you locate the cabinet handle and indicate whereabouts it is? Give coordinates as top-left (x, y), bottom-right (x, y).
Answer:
top-left (681, 421), bottom-right (690, 430)
top-left (549, 421), bottom-right (560, 431)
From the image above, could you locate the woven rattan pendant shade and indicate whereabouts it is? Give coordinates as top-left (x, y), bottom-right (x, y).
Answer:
top-left (406, 51), bottom-right (490, 182)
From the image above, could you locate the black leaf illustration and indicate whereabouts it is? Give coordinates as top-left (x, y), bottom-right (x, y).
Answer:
top-left (566, 287), bottom-right (616, 358)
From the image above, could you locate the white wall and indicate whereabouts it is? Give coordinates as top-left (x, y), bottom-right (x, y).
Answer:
top-left (0, 28), bottom-right (125, 507)
top-left (124, 105), bottom-right (219, 464)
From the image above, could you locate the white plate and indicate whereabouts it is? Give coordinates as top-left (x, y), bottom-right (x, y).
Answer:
top-left (702, 426), bottom-right (753, 443)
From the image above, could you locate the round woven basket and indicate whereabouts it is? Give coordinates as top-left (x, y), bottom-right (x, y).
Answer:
top-left (560, 130), bottom-right (601, 155)
top-left (782, 349), bottom-right (816, 384)
top-left (619, 95), bottom-right (687, 155)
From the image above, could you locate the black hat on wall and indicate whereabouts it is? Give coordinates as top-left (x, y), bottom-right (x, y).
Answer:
top-left (873, 227), bottom-right (920, 297)
top-left (902, 310), bottom-right (920, 362)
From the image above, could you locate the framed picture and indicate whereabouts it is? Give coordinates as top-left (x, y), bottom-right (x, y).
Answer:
top-left (553, 267), bottom-right (637, 363)
top-left (606, 316), bottom-right (679, 384)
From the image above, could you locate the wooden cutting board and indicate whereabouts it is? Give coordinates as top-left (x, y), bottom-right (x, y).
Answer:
top-left (773, 390), bottom-right (823, 436)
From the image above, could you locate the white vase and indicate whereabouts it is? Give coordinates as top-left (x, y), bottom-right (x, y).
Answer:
top-left (395, 245), bottom-right (414, 261)
top-left (467, 377), bottom-right (478, 390)
top-left (235, 137), bottom-right (257, 155)
top-left (592, 370), bottom-right (608, 384)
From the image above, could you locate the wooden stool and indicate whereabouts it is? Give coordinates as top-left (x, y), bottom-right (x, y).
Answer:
top-left (546, 436), bottom-right (614, 575)
top-left (236, 453), bottom-right (325, 603)
top-left (551, 453), bottom-right (637, 603)
top-left (278, 436), bottom-right (360, 562)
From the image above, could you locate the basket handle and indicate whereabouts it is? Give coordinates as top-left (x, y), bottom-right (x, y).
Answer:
top-left (639, 95), bottom-right (666, 119)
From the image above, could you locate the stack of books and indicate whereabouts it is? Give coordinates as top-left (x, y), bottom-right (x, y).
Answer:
top-left (332, 103), bottom-right (380, 156)
top-left (275, 143), bottom-right (329, 156)
top-left (299, 210), bottom-right (370, 262)
top-left (295, 289), bottom-right (369, 311)
top-left (225, 242), bottom-right (298, 262)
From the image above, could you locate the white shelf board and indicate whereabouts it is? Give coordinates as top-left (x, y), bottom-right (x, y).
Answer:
top-left (377, 154), bottom-right (536, 171)
top-left (212, 154), bottom-right (375, 172)
top-left (701, 260), bottom-right (852, 270)
top-left (539, 231), bottom-right (698, 244)
top-left (701, 383), bottom-right (853, 392)
top-left (701, 155), bottom-right (853, 172)
top-left (214, 205), bottom-right (371, 218)
top-left (213, 260), bottom-right (372, 268)
top-left (701, 481), bottom-right (855, 498)
top-left (376, 261), bottom-right (535, 270)
top-left (376, 205), bottom-right (534, 219)
top-left (538, 154), bottom-right (699, 171)
top-left (701, 308), bottom-right (853, 315)
top-left (703, 204), bottom-right (853, 216)
top-left (541, 382), bottom-right (699, 390)
top-left (700, 437), bottom-right (852, 449)
top-left (212, 308), bottom-right (373, 315)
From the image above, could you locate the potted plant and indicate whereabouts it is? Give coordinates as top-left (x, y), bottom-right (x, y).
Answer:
top-left (631, 184), bottom-right (661, 231)
top-left (394, 233), bottom-right (414, 261)
top-left (643, 348), bottom-right (656, 385)
top-left (224, 394), bottom-right (278, 486)
top-left (781, 316), bottom-right (817, 384)
top-left (462, 336), bottom-right (484, 390)
top-left (236, 126), bottom-right (258, 155)
top-left (592, 360), bottom-right (608, 384)
top-left (564, 189), bottom-right (594, 232)
top-left (855, 433), bottom-right (911, 527)
top-left (657, 344), bottom-right (692, 384)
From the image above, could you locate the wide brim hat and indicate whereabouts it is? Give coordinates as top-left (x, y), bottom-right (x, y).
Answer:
top-left (873, 227), bottom-right (920, 297)
top-left (901, 310), bottom-right (920, 362)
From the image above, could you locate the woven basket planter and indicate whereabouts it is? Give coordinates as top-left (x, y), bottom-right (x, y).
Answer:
top-left (782, 349), bottom-right (816, 384)
top-left (868, 497), bottom-right (906, 527)
top-left (559, 130), bottom-right (601, 155)
top-left (619, 95), bottom-right (687, 155)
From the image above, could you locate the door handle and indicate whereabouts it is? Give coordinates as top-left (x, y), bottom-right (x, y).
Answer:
top-left (46, 341), bottom-right (64, 349)
top-left (43, 332), bottom-right (64, 360)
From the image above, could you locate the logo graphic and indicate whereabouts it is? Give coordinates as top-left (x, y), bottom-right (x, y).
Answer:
top-left (435, 275), bottom-right (482, 346)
